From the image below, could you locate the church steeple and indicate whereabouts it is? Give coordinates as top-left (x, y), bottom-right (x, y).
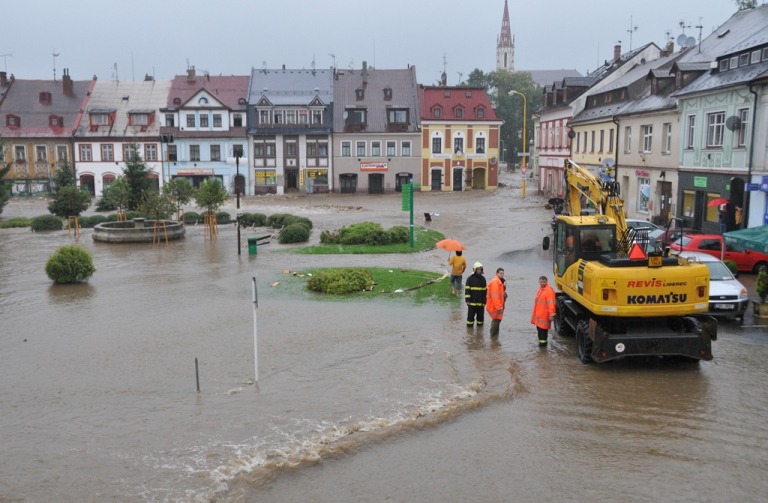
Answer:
top-left (496, 0), bottom-right (515, 72)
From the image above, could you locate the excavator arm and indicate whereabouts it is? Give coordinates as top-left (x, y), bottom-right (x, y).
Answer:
top-left (563, 159), bottom-right (627, 236)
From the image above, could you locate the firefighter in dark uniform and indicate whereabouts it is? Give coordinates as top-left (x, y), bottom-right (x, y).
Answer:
top-left (465, 262), bottom-right (487, 326)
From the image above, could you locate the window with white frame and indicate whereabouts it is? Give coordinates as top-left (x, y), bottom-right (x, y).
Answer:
top-left (36, 145), bottom-right (47, 161)
top-left (130, 114), bottom-right (148, 126)
top-left (638, 178), bottom-right (650, 213)
top-left (388, 109), bottom-right (408, 123)
top-left (213, 114), bottom-right (222, 127)
top-left (663, 123), bottom-right (672, 154)
top-left (387, 141), bottom-right (396, 156)
top-left (356, 141), bottom-right (366, 157)
top-left (371, 141), bottom-right (381, 156)
top-left (260, 111), bottom-right (270, 124)
top-left (574, 132), bottom-right (580, 153)
top-left (91, 113), bottom-right (109, 125)
top-left (608, 129), bottom-right (614, 152)
top-left (15, 145), bottom-right (26, 160)
top-left (642, 125), bottom-right (653, 153)
top-left (454, 137), bottom-right (464, 154)
top-left (101, 144), bottom-right (114, 161)
top-left (167, 145), bottom-right (177, 162)
top-left (200, 114), bottom-right (209, 128)
top-left (402, 141), bottom-right (411, 156)
top-left (57, 145), bottom-right (68, 161)
top-left (555, 123), bottom-right (560, 148)
top-left (582, 131), bottom-right (587, 153)
top-left (190, 145), bottom-right (200, 161)
top-left (165, 114), bottom-right (174, 127)
top-left (124, 144), bottom-right (137, 160)
top-left (210, 145), bottom-right (220, 161)
top-left (341, 141), bottom-right (351, 156)
top-left (79, 144), bottom-right (91, 161)
top-left (475, 137), bottom-right (485, 154)
top-left (186, 114), bottom-right (195, 128)
top-left (274, 111), bottom-right (282, 124)
top-left (737, 108), bottom-right (749, 147)
top-left (686, 115), bottom-right (696, 149)
top-left (432, 137), bottom-right (442, 154)
top-left (285, 141), bottom-right (297, 157)
top-left (145, 144), bottom-right (157, 161)
top-left (624, 126), bottom-right (631, 153)
top-left (590, 131), bottom-right (595, 152)
top-left (299, 110), bottom-right (308, 124)
top-left (706, 112), bottom-right (725, 147)
top-left (286, 111), bottom-right (297, 124)
top-left (599, 130), bottom-right (604, 152)
top-left (312, 110), bottom-right (322, 124)
top-left (233, 114), bottom-right (242, 127)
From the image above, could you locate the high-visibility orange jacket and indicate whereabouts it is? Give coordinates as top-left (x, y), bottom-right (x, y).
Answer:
top-left (531, 284), bottom-right (557, 329)
top-left (486, 276), bottom-right (506, 320)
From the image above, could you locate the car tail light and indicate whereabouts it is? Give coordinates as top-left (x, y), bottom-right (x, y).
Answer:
top-left (698, 286), bottom-right (706, 298)
top-left (603, 289), bottom-right (609, 300)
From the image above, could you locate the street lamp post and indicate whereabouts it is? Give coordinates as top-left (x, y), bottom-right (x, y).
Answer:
top-left (508, 90), bottom-right (527, 198)
top-left (233, 146), bottom-right (243, 256)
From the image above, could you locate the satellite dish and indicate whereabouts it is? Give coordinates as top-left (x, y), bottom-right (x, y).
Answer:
top-left (342, 111), bottom-right (348, 119)
top-left (676, 34), bottom-right (687, 46)
top-left (490, 156), bottom-right (498, 165)
top-left (725, 116), bottom-right (742, 131)
top-left (684, 36), bottom-right (696, 49)
top-left (348, 59), bottom-right (355, 70)
top-left (602, 158), bottom-right (616, 169)
top-left (568, 130), bottom-right (576, 139)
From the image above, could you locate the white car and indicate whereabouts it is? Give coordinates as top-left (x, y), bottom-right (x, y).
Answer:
top-left (678, 251), bottom-right (749, 321)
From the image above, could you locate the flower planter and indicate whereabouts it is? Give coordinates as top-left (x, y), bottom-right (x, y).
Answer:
top-left (753, 301), bottom-right (768, 318)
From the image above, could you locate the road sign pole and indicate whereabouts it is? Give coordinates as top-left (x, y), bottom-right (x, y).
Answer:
top-left (409, 183), bottom-right (414, 247)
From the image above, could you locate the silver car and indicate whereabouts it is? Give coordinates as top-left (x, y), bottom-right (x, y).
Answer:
top-left (679, 251), bottom-right (749, 321)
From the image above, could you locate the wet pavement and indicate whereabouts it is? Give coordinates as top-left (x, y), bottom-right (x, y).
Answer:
top-left (1, 172), bottom-right (768, 502)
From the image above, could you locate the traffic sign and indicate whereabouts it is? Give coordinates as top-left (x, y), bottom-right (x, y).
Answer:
top-left (521, 167), bottom-right (528, 175)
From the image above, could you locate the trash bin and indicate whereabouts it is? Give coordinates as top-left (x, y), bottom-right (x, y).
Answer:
top-left (248, 237), bottom-right (258, 255)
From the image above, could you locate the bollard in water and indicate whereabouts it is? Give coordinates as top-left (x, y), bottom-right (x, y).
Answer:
top-left (195, 357), bottom-right (200, 392)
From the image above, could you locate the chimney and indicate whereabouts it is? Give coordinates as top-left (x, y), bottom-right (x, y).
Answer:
top-left (362, 61), bottom-right (368, 87)
top-left (282, 64), bottom-right (286, 70)
top-left (441, 71), bottom-right (447, 86)
top-left (0, 72), bottom-right (6, 86)
top-left (667, 40), bottom-right (675, 54)
top-left (186, 66), bottom-right (196, 82)
top-left (144, 74), bottom-right (154, 81)
top-left (62, 68), bottom-right (73, 95)
top-left (614, 44), bottom-right (622, 63)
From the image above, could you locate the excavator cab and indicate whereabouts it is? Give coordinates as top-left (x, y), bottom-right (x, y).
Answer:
top-left (554, 219), bottom-right (617, 276)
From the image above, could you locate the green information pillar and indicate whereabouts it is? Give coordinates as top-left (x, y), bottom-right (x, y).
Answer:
top-left (401, 183), bottom-right (414, 247)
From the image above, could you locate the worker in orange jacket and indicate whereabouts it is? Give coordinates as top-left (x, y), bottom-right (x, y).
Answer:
top-left (486, 268), bottom-right (506, 337)
top-left (531, 276), bottom-right (557, 347)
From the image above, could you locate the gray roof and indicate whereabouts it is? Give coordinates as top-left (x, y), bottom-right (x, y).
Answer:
top-left (247, 69), bottom-right (333, 106)
top-left (677, 4), bottom-right (768, 65)
top-left (519, 69), bottom-right (582, 87)
top-left (563, 77), bottom-right (598, 88)
top-left (596, 51), bottom-right (680, 94)
top-left (75, 79), bottom-right (172, 138)
top-left (672, 62), bottom-right (711, 73)
top-left (616, 93), bottom-right (676, 117)
top-left (333, 67), bottom-right (420, 133)
top-left (586, 43), bottom-right (659, 80)
top-left (673, 60), bottom-right (768, 97)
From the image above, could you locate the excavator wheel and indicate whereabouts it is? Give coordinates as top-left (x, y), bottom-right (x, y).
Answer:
top-left (555, 297), bottom-right (575, 337)
top-left (576, 320), bottom-right (593, 364)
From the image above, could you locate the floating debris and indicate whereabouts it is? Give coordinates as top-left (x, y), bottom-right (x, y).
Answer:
top-left (271, 281), bottom-right (280, 287)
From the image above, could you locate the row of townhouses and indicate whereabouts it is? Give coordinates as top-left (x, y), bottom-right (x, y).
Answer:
top-left (0, 63), bottom-right (503, 198)
top-left (534, 4), bottom-right (768, 233)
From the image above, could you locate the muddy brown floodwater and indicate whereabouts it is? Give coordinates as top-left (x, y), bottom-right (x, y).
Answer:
top-left (1, 172), bottom-right (768, 502)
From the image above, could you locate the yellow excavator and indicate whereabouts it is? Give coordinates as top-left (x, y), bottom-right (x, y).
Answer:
top-left (543, 159), bottom-right (717, 363)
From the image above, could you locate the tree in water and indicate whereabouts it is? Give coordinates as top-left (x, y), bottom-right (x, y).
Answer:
top-left (194, 178), bottom-right (228, 215)
top-left (163, 177), bottom-right (195, 220)
top-left (122, 143), bottom-right (153, 210)
top-left (100, 177), bottom-right (131, 217)
top-left (48, 155), bottom-right (91, 217)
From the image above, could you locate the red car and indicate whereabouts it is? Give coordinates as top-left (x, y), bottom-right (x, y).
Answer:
top-left (670, 234), bottom-right (768, 273)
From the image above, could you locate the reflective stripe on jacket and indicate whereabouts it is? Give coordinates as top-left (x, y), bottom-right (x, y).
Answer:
top-left (465, 272), bottom-right (487, 306)
top-left (486, 276), bottom-right (505, 320)
top-left (531, 285), bottom-right (556, 329)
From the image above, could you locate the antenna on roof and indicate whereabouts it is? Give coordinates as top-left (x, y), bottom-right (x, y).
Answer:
top-left (349, 59), bottom-right (354, 70)
top-left (112, 63), bottom-right (118, 81)
top-left (311, 54), bottom-right (316, 71)
top-left (443, 53), bottom-right (447, 74)
top-left (0, 53), bottom-right (12, 73)
top-left (695, 19), bottom-right (704, 53)
top-left (52, 49), bottom-right (60, 81)
top-left (627, 16), bottom-right (639, 51)
top-left (457, 71), bottom-right (463, 85)
top-left (328, 52), bottom-right (337, 69)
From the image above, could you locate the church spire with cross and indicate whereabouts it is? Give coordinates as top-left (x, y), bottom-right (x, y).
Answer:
top-left (496, 0), bottom-right (515, 72)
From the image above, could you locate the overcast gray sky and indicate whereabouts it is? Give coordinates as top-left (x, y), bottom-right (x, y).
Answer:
top-left (2, 0), bottom-right (746, 84)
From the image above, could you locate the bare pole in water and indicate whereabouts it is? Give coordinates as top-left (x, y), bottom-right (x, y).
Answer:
top-left (195, 357), bottom-right (200, 392)
top-left (252, 275), bottom-right (259, 382)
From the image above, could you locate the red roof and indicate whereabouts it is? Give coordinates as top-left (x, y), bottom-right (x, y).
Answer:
top-left (166, 75), bottom-right (250, 110)
top-left (419, 86), bottom-right (499, 122)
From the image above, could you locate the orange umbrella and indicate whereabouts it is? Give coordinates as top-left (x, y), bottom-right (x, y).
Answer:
top-left (436, 239), bottom-right (467, 257)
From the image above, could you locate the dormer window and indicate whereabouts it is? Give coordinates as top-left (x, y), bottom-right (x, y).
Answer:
top-left (444, 92), bottom-right (451, 98)
top-left (730, 56), bottom-right (739, 68)
top-left (455, 108), bottom-right (463, 119)
top-left (129, 113), bottom-right (149, 126)
top-left (346, 109), bottom-right (366, 124)
top-left (465, 92), bottom-right (472, 98)
top-left (173, 97), bottom-right (181, 105)
top-left (39, 92), bottom-right (52, 104)
top-left (433, 107), bottom-right (442, 119)
top-left (719, 60), bottom-right (728, 72)
top-left (739, 53), bottom-right (749, 67)
top-left (675, 72), bottom-right (683, 89)
top-left (356, 89), bottom-right (365, 100)
top-left (476, 107), bottom-right (485, 119)
top-left (6, 114), bottom-right (20, 127)
top-left (49, 115), bottom-right (63, 127)
top-left (383, 88), bottom-right (392, 100)
top-left (605, 93), bottom-right (612, 103)
top-left (387, 109), bottom-right (408, 124)
top-left (91, 113), bottom-right (109, 126)
top-left (651, 78), bottom-right (658, 95)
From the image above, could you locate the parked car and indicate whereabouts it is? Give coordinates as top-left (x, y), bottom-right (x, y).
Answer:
top-left (648, 227), bottom-right (702, 249)
top-left (626, 219), bottom-right (660, 232)
top-left (670, 234), bottom-right (768, 273)
top-left (678, 251), bottom-right (748, 321)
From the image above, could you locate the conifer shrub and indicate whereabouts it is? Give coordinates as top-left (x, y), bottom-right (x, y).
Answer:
top-left (307, 268), bottom-right (373, 295)
top-left (30, 215), bottom-right (63, 231)
top-left (45, 245), bottom-right (96, 284)
top-left (278, 223), bottom-right (310, 244)
top-left (723, 260), bottom-right (738, 275)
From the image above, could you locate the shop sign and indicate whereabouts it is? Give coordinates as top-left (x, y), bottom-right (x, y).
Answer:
top-left (466, 153), bottom-right (487, 159)
top-left (693, 176), bottom-right (707, 188)
top-left (430, 153), bottom-right (451, 160)
top-left (746, 183), bottom-right (759, 191)
top-left (307, 169), bottom-right (327, 178)
top-left (635, 170), bottom-right (650, 177)
top-left (361, 162), bottom-right (388, 171)
top-left (177, 168), bottom-right (214, 175)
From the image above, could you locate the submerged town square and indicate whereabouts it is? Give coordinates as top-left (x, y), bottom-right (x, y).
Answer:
top-left (2, 1), bottom-right (768, 502)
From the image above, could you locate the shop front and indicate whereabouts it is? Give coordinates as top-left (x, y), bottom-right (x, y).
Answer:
top-left (677, 171), bottom-right (746, 234)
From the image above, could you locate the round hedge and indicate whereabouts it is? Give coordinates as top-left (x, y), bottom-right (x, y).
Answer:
top-left (287, 216), bottom-right (313, 230)
top-left (45, 245), bottom-right (96, 284)
top-left (184, 211), bottom-right (201, 223)
top-left (278, 223), bottom-right (310, 244)
top-left (31, 215), bottom-right (63, 231)
top-left (0, 217), bottom-right (31, 228)
top-left (240, 212), bottom-right (267, 226)
top-left (723, 259), bottom-right (738, 275)
top-left (267, 213), bottom-right (294, 227)
top-left (215, 211), bottom-right (231, 223)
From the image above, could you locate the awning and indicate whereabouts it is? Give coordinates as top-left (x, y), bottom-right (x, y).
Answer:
top-left (724, 226), bottom-right (768, 254)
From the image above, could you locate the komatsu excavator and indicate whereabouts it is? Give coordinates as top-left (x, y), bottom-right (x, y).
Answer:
top-left (543, 159), bottom-right (716, 363)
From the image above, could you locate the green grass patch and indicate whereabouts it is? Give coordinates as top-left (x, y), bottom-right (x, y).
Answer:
top-left (293, 227), bottom-right (445, 254)
top-left (0, 217), bottom-right (32, 228)
top-left (281, 267), bottom-right (458, 305)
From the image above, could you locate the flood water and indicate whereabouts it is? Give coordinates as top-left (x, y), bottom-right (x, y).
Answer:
top-left (2, 177), bottom-right (768, 502)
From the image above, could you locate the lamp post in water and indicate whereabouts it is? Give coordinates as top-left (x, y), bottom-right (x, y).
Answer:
top-left (508, 90), bottom-right (527, 198)
top-left (234, 145), bottom-right (243, 255)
